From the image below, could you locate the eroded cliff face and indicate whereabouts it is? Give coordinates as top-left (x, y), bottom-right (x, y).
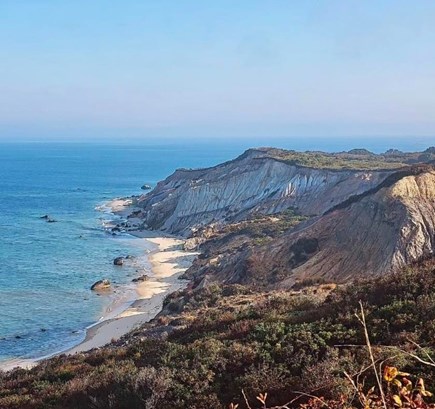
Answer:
top-left (390, 171), bottom-right (435, 267)
top-left (125, 147), bottom-right (435, 286)
top-left (185, 169), bottom-right (435, 287)
top-left (289, 170), bottom-right (435, 281)
top-left (136, 149), bottom-right (394, 236)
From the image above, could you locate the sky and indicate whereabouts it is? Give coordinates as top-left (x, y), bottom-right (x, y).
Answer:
top-left (1, 0), bottom-right (435, 141)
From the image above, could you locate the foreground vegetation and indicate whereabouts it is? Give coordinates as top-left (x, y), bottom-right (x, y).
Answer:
top-left (1, 259), bottom-right (435, 408)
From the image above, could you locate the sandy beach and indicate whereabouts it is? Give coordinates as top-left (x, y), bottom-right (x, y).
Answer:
top-left (66, 234), bottom-right (196, 354)
top-left (0, 200), bottom-right (197, 372)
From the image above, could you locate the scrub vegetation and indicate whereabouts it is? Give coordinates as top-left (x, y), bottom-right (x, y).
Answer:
top-left (265, 147), bottom-right (435, 170)
top-left (1, 259), bottom-right (435, 409)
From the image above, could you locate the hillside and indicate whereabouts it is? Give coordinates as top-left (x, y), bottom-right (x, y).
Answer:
top-left (1, 259), bottom-right (435, 408)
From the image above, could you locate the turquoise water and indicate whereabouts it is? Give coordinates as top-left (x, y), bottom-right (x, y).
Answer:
top-left (0, 137), bottom-right (431, 362)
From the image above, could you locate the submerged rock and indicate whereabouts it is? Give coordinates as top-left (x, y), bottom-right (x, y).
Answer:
top-left (40, 215), bottom-right (57, 223)
top-left (141, 184), bottom-right (152, 190)
top-left (91, 279), bottom-right (111, 291)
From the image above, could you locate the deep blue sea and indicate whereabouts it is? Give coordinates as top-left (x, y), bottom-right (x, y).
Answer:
top-left (0, 137), bottom-right (432, 363)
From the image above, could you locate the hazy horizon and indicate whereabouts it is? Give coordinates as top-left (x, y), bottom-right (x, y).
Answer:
top-left (1, 1), bottom-right (435, 141)
top-left (1, 136), bottom-right (433, 156)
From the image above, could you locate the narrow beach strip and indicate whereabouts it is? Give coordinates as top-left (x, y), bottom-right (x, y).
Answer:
top-left (66, 235), bottom-right (196, 354)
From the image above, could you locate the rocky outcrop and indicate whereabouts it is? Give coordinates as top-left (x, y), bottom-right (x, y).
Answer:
top-left (279, 169), bottom-right (435, 283)
top-left (134, 149), bottom-right (395, 236)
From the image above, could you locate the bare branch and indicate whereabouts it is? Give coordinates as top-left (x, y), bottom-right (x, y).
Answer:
top-left (407, 339), bottom-right (435, 365)
top-left (242, 389), bottom-right (252, 409)
top-left (357, 300), bottom-right (387, 409)
top-left (383, 345), bottom-right (435, 368)
top-left (288, 391), bottom-right (331, 409)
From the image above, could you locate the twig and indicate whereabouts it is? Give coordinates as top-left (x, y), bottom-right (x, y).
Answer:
top-left (344, 370), bottom-right (361, 405)
top-left (383, 345), bottom-right (435, 368)
top-left (356, 300), bottom-right (387, 409)
top-left (407, 339), bottom-right (435, 365)
top-left (288, 391), bottom-right (331, 409)
top-left (242, 389), bottom-right (252, 409)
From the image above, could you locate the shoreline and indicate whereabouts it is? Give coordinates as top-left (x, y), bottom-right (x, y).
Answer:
top-left (65, 234), bottom-right (196, 355)
top-left (0, 199), bottom-right (197, 372)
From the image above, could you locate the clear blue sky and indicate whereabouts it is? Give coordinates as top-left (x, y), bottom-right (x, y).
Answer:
top-left (1, 0), bottom-right (435, 140)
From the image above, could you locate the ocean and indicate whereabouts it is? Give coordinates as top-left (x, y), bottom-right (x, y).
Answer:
top-left (0, 137), bottom-right (432, 363)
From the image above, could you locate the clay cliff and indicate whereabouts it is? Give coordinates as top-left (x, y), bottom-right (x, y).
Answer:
top-left (134, 148), bottom-right (403, 235)
top-left (127, 147), bottom-right (435, 286)
top-left (248, 167), bottom-right (435, 285)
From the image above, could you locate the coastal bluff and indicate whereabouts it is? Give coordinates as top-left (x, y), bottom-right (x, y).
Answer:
top-left (125, 147), bottom-right (435, 285)
top-left (132, 148), bottom-right (404, 235)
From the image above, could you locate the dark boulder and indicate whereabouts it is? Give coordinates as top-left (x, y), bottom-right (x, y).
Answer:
top-left (91, 279), bottom-right (111, 291)
top-left (113, 257), bottom-right (124, 266)
top-left (41, 215), bottom-right (57, 222)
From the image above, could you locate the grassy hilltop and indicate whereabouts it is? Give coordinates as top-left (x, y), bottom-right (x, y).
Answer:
top-left (261, 146), bottom-right (435, 170)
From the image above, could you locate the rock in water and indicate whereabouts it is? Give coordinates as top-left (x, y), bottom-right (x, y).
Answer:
top-left (91, 279), bottom-right (111, 291)
top-left (141, 184), bottom-right (152, 190)
top-left (113, 257), bottom-right (124, 266)
top-left (40, 215), bottom-right (57, 223)
top-left (132, 274), bottom-right (149, 283)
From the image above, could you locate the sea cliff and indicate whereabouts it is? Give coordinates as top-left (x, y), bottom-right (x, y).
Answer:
top-left (119, 147), bottom-right (435, 287)
top-left (132, 148), bottom-right (401, 235)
